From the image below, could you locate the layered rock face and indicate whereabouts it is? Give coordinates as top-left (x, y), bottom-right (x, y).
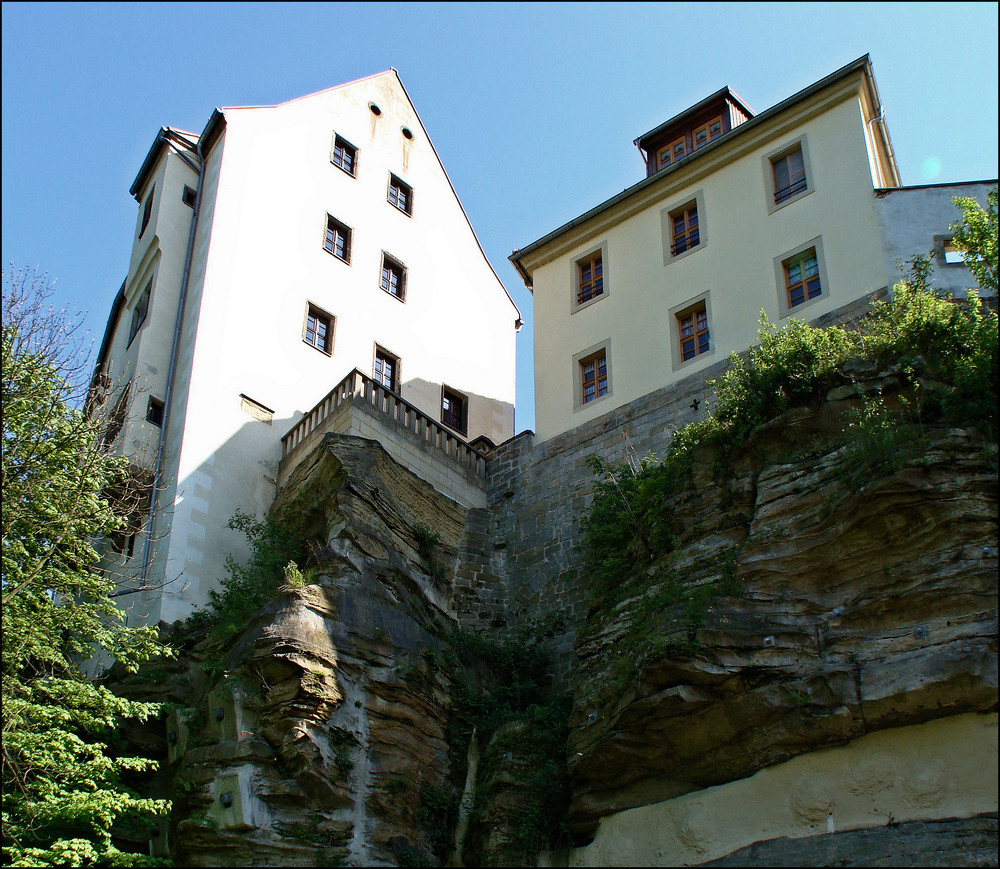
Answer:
top-left (567, 402), bottom-right (998, 852)
top-left (116, 392), bottom-right (997, 866)
top-left (141, 436), bottom-right (472, 866)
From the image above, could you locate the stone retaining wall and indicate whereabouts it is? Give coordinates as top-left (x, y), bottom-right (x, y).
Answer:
top-left (474, 289), bottom-right (889, 685)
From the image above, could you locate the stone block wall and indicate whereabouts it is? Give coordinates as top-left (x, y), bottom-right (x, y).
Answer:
top-left (476, 289), bottom-right (890, 686)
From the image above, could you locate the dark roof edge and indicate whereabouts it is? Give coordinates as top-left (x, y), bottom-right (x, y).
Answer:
top-left (510, 55), bottom-right (873, 281)
top-left (89, 279), bottom-right (127, 394)
top-left (634, 85), bottom-right (756, 149)
top-left (129, 127), bottom-right (201, 200)
top-left (875, 179), bottom-right (998, 193)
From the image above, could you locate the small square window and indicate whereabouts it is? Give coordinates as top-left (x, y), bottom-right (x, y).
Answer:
top-left (693, 115), bottom-right (723, 150)
top-left (657, 135), bottom-right (687, 170)
top-left (182, 185), bottom-right (197, 207)
top-left (772, 146), bottom-right (807, 205)
top-left (441, 387), bottom-right (468, 435)
top-left (128, 282), bottom-right (151, 346)
top-left (303, 304), bottom-right (334, 354)
top-left (577, 253), bottom-right (604, 305)
top-left (942, 240), bottom-right (964, 265)
top-left (388, 174), bottom-right (412, 215)
top-left (784, 248), bottom-right (822, 308)
top-left (669, 202), bottom-right (700, 256)
top-left (146, 396), bottom-right (165, 427)
top-left (139, 187), bottom-right (154, 237)
top-left (677, 304), bottom-right (710, 362)
top-left (374, 347), bottom-right (400, 392)
top-left (324, 215), bottom-right (352, 263)
top-left (580, 351), bottom-right (608, 405)
top-left (380, 254), bottom-right (406, 300)
top-left (331, 134), bottom-right (357, 176)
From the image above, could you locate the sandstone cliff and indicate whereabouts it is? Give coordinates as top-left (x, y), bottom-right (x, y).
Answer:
top-left (111, 381), bottom-right (997, 866)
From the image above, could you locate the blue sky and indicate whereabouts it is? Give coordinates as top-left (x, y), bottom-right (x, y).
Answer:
top-left (3, 1), bottom-right (998, 434)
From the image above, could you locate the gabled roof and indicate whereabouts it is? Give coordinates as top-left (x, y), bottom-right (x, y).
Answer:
top-left (127, 71), bottom-right (520, 320)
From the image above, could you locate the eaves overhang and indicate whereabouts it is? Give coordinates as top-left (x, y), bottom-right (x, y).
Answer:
top-left (129, 127), bottom-right (200, 201)
top-left (633, 85), bottom-right (756, 151)
top-left (510, 54), bottom-right (881, 290)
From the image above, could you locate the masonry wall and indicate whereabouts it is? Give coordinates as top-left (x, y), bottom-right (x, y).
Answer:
top-left (477, 289), bottom-right (888, 686)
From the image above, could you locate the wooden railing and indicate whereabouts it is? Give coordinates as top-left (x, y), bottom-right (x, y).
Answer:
top-left (280, 369), bottom-right (489, 477)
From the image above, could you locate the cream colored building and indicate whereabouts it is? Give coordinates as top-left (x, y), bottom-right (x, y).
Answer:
top-left (511, 55), bottom-right (902, 443)
top-left (92, 71), bottom-right (520, 625)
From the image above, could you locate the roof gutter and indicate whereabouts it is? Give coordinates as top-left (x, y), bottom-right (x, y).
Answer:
top-left (510, 54), bottom-right (873, 286)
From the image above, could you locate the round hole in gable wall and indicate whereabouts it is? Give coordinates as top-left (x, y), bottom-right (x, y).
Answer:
top-left (369, 103), bottom-right (382, 116)
top-left (401, 127), bottom-right (413, 140)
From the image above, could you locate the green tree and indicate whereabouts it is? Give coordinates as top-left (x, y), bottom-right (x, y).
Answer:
top-left (2, 266), bottom-right (170, 866)
top-left (950, 186), bottom-right (998, 294)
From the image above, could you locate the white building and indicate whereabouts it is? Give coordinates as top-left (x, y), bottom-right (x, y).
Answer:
top-left (92, 71), bottom-right (520, 626)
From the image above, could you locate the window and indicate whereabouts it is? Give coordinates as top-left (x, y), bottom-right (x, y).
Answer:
top-left (693, 116), bottom-right (723, 150)
top-left (772, 146), bottom-right (807, 205)
top-left (182, 185), bottom-right (197, 207)
top-left (657, 135), bottom-right (687, 170)
top-left (580, 351), bottom-right (608, 404)
top-left (577, 253), bottom-right (604, 304)
top-left (669, 202), bottom-right (700, 256)
top-left (303, 304), bottom-right (334, 354)
top-left (128, 282), bottom-right (151, 346)
top-left (324, 215), bottom-right (352, 263)
top-left (146, 396), bottom-right (165, 427)
top-left (441, 387), bottom-right (468, 435)
top-left (942, 240), bottom-right (964, 264)
top-left (374, 347), bottom-right (400, 392)
top-left (388, 175), bottom-right (412, 215)
top-left (331, 134), bottom-right (357, 176)
top-left (139, 187), bottom-right (154, 237)
top-left (784, 248), bottom-right (822, 308)
top-left (103, 383), bottom-right (131, 447)
top-left (678, 305), bottom-right (710, 361)
top-left (380, 254), bottom-right (406, 300)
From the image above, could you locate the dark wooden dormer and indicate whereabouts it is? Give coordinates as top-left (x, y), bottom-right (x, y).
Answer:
top-left (635, 87), bottom-right (755, 177)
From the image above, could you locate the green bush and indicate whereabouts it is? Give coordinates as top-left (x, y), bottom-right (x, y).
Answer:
top-left (195, 510), bottom-right (304, 640)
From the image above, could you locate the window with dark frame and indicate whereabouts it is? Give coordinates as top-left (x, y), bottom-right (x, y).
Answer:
top-left (140, 187), bottom-right (154, 237)
top-left (380, 254), bottom-right (406, 300)
top-left (324, 215), bottom-right (352, 263)
top-left (374, 347), bottom-right (399, 392)
top-left (146, 396), bottom-right (165, 427)
top-left (103, 383), bottom-right (131, 447)
top-left (772, 147), bottom-right (807, 204)
top-left (580, 350), bottom-right (608, 404)
top-left (577, 253), bottom-right (604, 305)
top-left (784, 249), bottom-right (822, 308)
top-left (182, 186), bottom-right (197, 207)
top-left (670, 202), bottom-right (700, 256)
top-left (331, 134), bottom-right (357, 176)
top-left (388, 175), bottom-right (412, 215)
top-left (441, 387), bottom-right (467, 435)
top-left (304, 305), bottom-right (334, 354)
top-left (678, 305), bottom-right (710, 361)
top-left (128, 282), bottom-right (151, 345)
